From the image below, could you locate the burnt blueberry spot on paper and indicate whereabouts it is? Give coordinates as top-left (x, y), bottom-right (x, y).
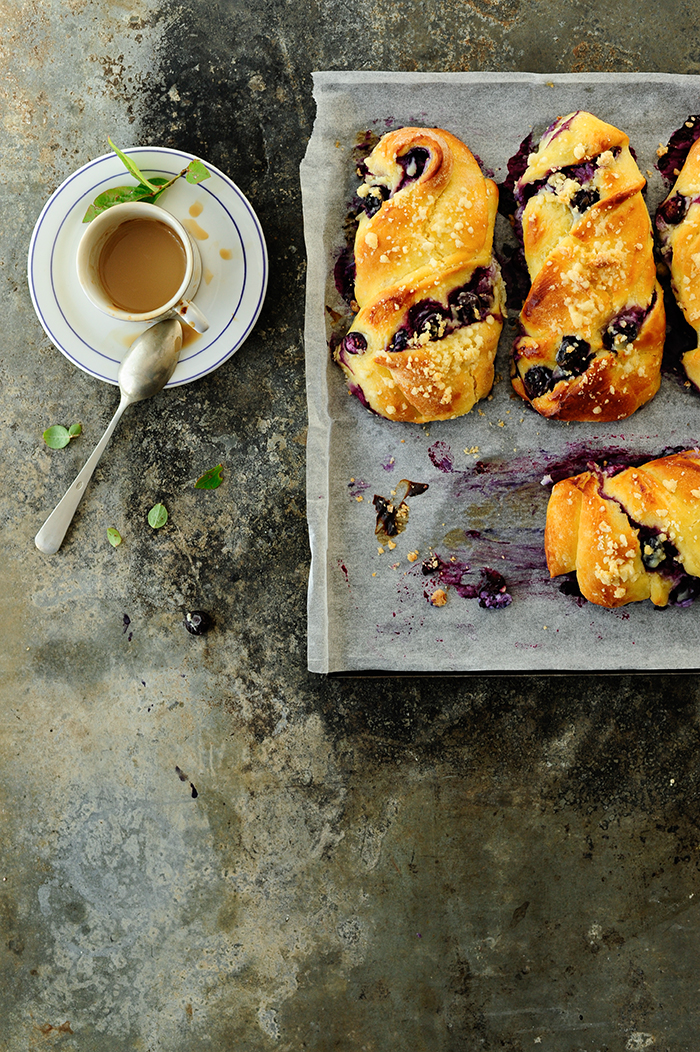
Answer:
top-left (373, 479), bottom-right (429, 542)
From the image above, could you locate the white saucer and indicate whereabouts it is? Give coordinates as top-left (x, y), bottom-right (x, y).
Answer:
top-left (27, 146), bottom-right (268, 386)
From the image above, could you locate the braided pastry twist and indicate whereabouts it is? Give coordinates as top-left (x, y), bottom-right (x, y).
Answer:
top-left (334, 127), bottom-right (506, 422)
top-left (545, 449), bottom-right (700, 608)
top-left (655, 118), bottom-right (700, 390)
top-left (510, 110), bottom-right (665, 421)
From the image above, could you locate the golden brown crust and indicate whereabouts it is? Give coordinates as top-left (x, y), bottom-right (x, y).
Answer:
top-left (545, 450), bottom-right (700, 607)
top-left (334, 126), bottom-right (505, 423)
top-left (510, 111), bottom-right (664, 421)
top-left (656, 134), bottom-right (700, 389)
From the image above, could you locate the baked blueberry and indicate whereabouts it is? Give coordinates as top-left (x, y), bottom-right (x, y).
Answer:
top-left (450, 289), bottom-right (487, 324)
top-left (340, 332), bottom-right (367, 355)
top-left (571, 187), bottom-right (600, 212)
top-left (361, 185), bottom-right (390, 217)
top-left (387, 328), bottom-right (410, 352)
top-left (657, 193), bottom-right (688, 225)
top-left (398, 147), bottom-right (430, 186)
top-left (554, 335), bottom-right (593, 378)
top-left (523, 365), bottom-right (554, 399)
top-left (638, 529), bottom-right (673, 572)
top-left (407, 300), bottom-right (448, 341)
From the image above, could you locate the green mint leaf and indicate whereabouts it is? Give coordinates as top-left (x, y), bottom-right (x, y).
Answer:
top-left (107, 527), bottom-right (122, 547)
top-left (43, 425), bottom-right (71, 449)
top-left (82, 179), bottom-right (172, 223)
top-left (185, 158), bottom-right (210, 185)
top-left (108, 137), bottom-right (159, 192)
top-left (147, 503), bottom-right (168, 529)
top-left (194, 464), bottom-right (224, 490)
top-left (43, 423), bottom-right (81, 449)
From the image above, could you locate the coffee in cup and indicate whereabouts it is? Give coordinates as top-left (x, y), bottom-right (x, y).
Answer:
top-left (76, 201), bottom-right (209, 333)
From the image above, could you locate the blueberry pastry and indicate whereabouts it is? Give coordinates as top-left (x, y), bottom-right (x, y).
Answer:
top-left (655, 116), bottom-right (700, 390)
top-left (545, 450), bottom-right (700, 608)
top-left (509, 111), bottom-right (665, 421)
top-left (334, 126), bottom-right (506, 422)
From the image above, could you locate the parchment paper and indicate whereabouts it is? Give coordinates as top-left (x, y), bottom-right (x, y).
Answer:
top-left (301, 71), bottom-right (700, 674)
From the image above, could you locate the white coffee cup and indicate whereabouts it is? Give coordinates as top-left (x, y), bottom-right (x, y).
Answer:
top-left (76, 201), bottom-right (209, 333)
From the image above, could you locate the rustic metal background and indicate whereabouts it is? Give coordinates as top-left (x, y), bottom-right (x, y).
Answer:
top-left (1, 1), bottom-right (699, 1049)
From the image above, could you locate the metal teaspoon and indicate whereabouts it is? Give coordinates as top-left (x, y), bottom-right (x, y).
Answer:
top-left (35, 318), bottom-right (183, 554)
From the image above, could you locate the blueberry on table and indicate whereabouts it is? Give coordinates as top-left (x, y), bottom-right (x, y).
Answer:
top-left (184, 611), bottom-right (214, 636)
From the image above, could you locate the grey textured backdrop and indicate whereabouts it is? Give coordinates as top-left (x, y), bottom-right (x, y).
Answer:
top-left (2, 1), bottom-right (699, 1049)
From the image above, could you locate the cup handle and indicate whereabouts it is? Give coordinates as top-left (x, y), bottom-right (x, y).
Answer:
top-left (175, 299), bottom-right (209, 333)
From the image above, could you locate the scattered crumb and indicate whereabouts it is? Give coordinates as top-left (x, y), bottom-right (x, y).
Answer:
top-left (430, 589), bottom-right (447, 607)
top-left (407, 550), bottom-right (419, 562)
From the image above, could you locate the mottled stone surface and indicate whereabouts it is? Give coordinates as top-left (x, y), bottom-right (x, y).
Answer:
top-left (2, 1), bottom-right (700, 1049)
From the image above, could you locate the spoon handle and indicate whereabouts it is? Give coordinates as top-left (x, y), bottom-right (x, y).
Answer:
top-left (35, 396), bottom-right (131, 555)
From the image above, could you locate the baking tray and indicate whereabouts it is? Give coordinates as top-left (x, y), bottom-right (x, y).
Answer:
top-left (301, 71), bottom-right (700, 674)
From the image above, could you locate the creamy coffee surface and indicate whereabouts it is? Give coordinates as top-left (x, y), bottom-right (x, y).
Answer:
top-left (98, 218), bottom-right (187, 312)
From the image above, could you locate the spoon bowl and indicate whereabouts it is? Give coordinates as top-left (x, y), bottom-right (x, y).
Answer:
top-left (35, 318), bottom-right (182, 555)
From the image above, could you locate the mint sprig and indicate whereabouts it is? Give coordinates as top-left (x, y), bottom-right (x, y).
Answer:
top-left (194, 464), bottom-right (224, 490)
top-left (83, 138), bottom-right (210, 222)
top-left (107, 527), bottom-right (123, 547)
top-left (43, 423), bottom-right (82, 449)
top-left (147, 503), bottom-right (168, 529)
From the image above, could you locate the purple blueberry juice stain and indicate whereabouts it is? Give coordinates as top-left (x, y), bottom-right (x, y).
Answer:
top-left (337, 560), bottom-right (351, 588)
top-left (428, 440), bottom-right (454, 473)
top-left (420, 554), bottom-right (513, 609)
top-left (657, 114), bottom-right (700, 184)
top-left (348, 477), bottom-right (370, 499)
